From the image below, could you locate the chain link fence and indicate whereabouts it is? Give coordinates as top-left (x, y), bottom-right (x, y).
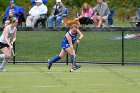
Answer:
top-left (9, 30), bottom-right (140, 64)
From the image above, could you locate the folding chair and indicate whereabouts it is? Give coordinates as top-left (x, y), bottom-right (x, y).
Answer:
top-left (135, 8), bottom-right (140, 27)
top-left (62, 7), bottom-right (68, 17)
top-left (129, 8), bottom-right (140, 27)
top-left (34, 6), bottom-right (48, 28)
top-left (103, 8), bottom-right (114, 27)
top-left (34, 14), bottom-right (48, 28)
top-left (85, 17), bottom-right (94, 25)
top-left (17, 7), bottom-right (25, 27)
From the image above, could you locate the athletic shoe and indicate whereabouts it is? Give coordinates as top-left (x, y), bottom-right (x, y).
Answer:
top-left (70, 69), bottom-right (74, 72)
top-left (0, 68), bottom-right (7, 72)
top-left (69, 65), bottom-right (81, 72)
top-left (47, 59), bottom-right (52, 70)
top-left (74, 64), bottom-right (81, 69)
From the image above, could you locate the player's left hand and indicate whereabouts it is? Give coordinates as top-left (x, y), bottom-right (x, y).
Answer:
top-left (11, 42), bottom-right (13, 45)
top-left (77, 39), bottom-right (80, 43)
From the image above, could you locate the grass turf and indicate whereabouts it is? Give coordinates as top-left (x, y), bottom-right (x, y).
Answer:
top-left (0, 64), bottom-right (140, 93)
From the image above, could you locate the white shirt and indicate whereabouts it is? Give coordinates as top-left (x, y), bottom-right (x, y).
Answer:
top-left (0, 25), bottom-right (16, 44)
top-left (29, 3), bottom-right (48, 17)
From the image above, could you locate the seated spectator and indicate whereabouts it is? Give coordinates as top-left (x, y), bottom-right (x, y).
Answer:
top-left (26, 0), bottom-right (48, 27)
top-left (30, 0), bottom-right (48, 28)
top-left (2, 10), bottom-right (15, 29)
top-left (7, 10), bottom-right (15, 20)
top-left (77, 2), bottom-right (94, 25)
top-left (48, 0), bottom-right (65, 29)
top-left (92, 0), bottom-right (110, 27)
top-left (2, 0), bottom-right (19, 24)
top-left (31, 0), bottom-right (47, 6)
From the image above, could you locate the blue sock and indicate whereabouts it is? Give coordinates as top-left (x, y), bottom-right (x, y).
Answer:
top-left (50, 55), bottom-right (61, 63)
top-left (71, 55), bottom-right (76, 66)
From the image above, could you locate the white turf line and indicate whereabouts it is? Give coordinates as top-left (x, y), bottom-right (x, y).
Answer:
top-left (5, 70), bottom-right (108, 74)
top-left (0, 83), bottom-right (111, 89)
top-left (32, 83), bottom-right (111, 88)
top-left (32, 85), bottom-right (63, 88)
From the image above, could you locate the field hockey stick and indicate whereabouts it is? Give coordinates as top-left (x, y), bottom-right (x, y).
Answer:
top-left (12, 49), bottom-right (17, 57)
top-left (75, 43), bottom-right (79, 54)
top-left (11, 42), bottom-right (17, 57)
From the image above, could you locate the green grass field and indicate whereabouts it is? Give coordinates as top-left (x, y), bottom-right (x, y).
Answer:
top-left (0, 64), bottom-right (140, 93)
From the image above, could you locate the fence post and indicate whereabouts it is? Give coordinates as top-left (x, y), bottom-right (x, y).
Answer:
top-left (122, 30), bottom-right (124, 66)
top-left (66, 54), bottom-right (69, 65)
top-left (13, 42), bottom-right (16, 64)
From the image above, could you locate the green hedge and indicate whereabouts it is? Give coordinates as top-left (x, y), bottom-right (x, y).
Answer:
top-left (1, 0), bottom-right (140, 21)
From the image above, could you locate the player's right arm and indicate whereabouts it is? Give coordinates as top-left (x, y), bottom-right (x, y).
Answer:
top-left (77, 29), bottom-right (84, 43)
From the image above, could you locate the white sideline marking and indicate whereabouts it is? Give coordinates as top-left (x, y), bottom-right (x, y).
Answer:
top-left (32, 85), bottom-right (63, 88)
top-left (8, 70), bottom-right (108, 74)
top-left (9, 71), bottom-right (64, 74)
top-left (93, 84), bottom-right (110, 86)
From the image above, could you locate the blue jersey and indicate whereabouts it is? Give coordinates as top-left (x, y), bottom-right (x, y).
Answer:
top-left (61, 30), bottom-right (77, 50)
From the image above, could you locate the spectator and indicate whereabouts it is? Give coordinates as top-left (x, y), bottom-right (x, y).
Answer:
top-left (2, 0), bottom-right (19, 24)
top-left (92, 0), bottom-right (110, 27)
top-left (2, 10), bottom-right (15, 29)
top-left (77, 2), bottom-right (94, 25)
top-left (26, 0), bottom-right (48, 27)
top-left (48, 0), bottom-right (65, 29)
top-left (7, 10), bottom-right (15, 20)
top-left (31, 0), bottom-right (47, 6)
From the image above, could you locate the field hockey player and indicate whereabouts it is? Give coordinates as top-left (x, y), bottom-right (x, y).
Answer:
top-left (0, 17), bottom-right (18, 72)
top-left (47, 24), bottom-right (84, 72)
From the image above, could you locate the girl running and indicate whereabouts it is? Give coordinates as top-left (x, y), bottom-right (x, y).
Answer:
top-left (48, 24), bottom-right (84, 72)
top-left (0, 17), bottom-right (18, 72)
